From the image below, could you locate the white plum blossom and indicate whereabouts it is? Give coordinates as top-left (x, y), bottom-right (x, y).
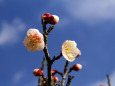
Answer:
top-left (23, 29), bottom-right (44, 52)
top-left (61, 40), bottom-right (79, 62)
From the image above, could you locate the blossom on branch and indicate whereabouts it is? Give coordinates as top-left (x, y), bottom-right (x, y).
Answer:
top-left (23, 29), bottom-right (44, 52)
top-left (61, 40), bottom-right (80, 62)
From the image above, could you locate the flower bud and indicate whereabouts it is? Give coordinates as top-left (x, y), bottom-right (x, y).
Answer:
top-left (77, 49), bottom-right (81, 57)
top-left (53, 76), bottom-right (58, 82)
top-left (42, 13), bottom-right (59, 25)
top-left (45, 13), bottom-right (51, 18)
top-left (49, 15), bottom-right (59, 25)
top-left (33, 68), bottom-right (43, 76)
top-left (72, 64), bottom-right (82, 71)
top-left (51, 69), bottom-right (56, 75)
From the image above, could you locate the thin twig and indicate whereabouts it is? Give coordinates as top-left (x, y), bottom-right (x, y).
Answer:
top-left (55, 70), bottom-right (63, 76)
top-left (51, 53), bottom-right (62, 64)
top-left (38, 57), bottom-right (46, 86)
top-left (107, 74), bottom-right (111, 86)
top-left (47, 26), bottom-right (54, 35)
top-left (61, 61), bottom-right (69, 86)
top-left (66, 75), bottom-right (74, 86)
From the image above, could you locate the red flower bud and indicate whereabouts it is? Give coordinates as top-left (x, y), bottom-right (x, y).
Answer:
top-left (45, 13), bottom-right (51, 18)
top-left (42, 13), bottom-right (59, 25)
top-left (33, 68), bottom-right (43, 76)
top-left (51, 69), bottom-right (56, 75)
top-left (49, 15), bottom-right (59, 25)
top-left (72, 64), bottom-right (82, 71)
top-left (53, 76), bottom-right (58, 82)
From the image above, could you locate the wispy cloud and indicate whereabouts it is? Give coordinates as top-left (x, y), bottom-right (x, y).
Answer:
top-left (89, 70), bottom-right (115, 86)
top-left (50, 0), bottom-right (115, 23)
top-left (0, 18), bottom-right (26, 45)
top-left (12, 70), bottom-right (26, 85)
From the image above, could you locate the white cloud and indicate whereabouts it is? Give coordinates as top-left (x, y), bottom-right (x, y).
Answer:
top-left (12, 71), bottom-right (26, 85)
top-left (50, 0), bottom-right (115, 23)
top-left (89, 70), bottom-right (115, 86)
top-left (0, 18), bottom-right (26, 45)
top-left (65, 0), bottom-right (115, 19)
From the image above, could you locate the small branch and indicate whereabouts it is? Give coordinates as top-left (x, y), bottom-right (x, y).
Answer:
top-left (107, 74), bottom-right (111, 86)
top-left (41, 18), bottom-right (47, 35)
top-left (64, 61), bottom-right (69, 73)
top-left (38, 57), bottom-right (46, 86)
top-left (51, 53), bottom-right (62, 64)
top-left (55, 70), bottom-right (63, 76)
top-left (42, 18), bottom-right (52, 86)
top-left (41, 57), bottom-right (46, 71)
top-left (66, 75), bottom-right (74, 86)
top-left (68, 67), bottom-right (73, 73)
top-left (47, 26), bottom-right (54, 35)
top-left (61, 61), bottom-right (69, 86)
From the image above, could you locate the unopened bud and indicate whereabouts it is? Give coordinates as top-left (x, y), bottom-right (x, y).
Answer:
top-left (51, 69), bottom-right (56, 75)
top-left (33, 68), bottom-right (43, 76)
top-left (53, 76), bottom-right (58, 82)
top-left (49, 15), bottom-right (59, 25)
top-left (72, 64), bottom-right (82, 71)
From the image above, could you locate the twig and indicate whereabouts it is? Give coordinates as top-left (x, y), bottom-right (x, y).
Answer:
top-left (107, 74), bottom-right (111, 86)
top-left (66, 75), bottom-right (74, 86)
top-left (38, 57), bottom-right (46, 86)
top-left (61, 61), bottom-right (69, 86)
top-left (47, 26), bottom-right (54, 35)
top-left (51, 53), bottom-right (62, 64)
top-left (55, 70), bottom-right (63, 76)
top-left (42, 19), bottom-right (52, 86)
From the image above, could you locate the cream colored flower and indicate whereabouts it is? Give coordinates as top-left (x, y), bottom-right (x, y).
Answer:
top-left (61, 40), bottom-right (79, 62)
top-left (23, 29), bottom-right (44, 52)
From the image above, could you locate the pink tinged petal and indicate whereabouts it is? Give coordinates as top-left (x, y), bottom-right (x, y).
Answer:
top-left (23, 28), bottom-right (44, 52)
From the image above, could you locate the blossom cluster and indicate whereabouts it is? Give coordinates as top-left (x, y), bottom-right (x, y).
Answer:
top-left (23, 13), bottom-right (82, 86)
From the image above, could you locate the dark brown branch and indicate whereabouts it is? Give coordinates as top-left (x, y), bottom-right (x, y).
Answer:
top-left (107, 74), bottom-right (111, 86)
top-left (47, 26), bottom-right (54, 35)
top-left (55, 70), bottom-right (63, 76)
top-left (42, 19), bottom-right (52, 86)
top-left (68, 67), bottom-right (73, 73)
top-left (41, 18), bottom-right (47, 34)
top-left (38, 57), bottom-right (46, 86)
top-left (61, 61), bottom-right (69, 86)
top-left (64, 61), bottom-right (69, 73)
top-left (51, 53), bottom-right (62, 64)
top-left (41, 57), bottom-right (46, 71)
top-left (66, 75), bottom-right (74, 86)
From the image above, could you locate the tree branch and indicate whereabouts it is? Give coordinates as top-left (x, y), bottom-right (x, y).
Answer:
top-left (107, 74), bottom-right (111, 86)
top-left (55, 70), bottom-right (63, 77)
top-left (61, 61), bottom-right (69, 86)
top-left (42, 19), bottom-right (52, 86)
top-left (47, 26), bottom-right (54, 35)
top-left (66, 75), bottom-right (74, 86)
top-left (51, 53), bottom-right (62, 64)
top-left (38, 57), bottom-right (46, 86)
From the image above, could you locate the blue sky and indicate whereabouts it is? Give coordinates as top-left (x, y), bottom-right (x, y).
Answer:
top-left (0, 0), bottom-right (115, 86)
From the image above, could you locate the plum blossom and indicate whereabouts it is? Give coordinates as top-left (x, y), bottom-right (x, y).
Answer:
top-left (61, 40), bottom-right (79, 62)
top-left (23, 29), bottom-right (44, 52)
